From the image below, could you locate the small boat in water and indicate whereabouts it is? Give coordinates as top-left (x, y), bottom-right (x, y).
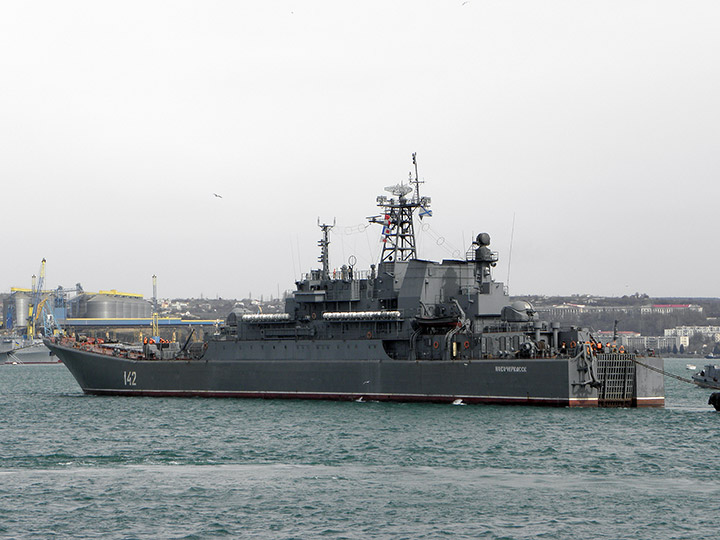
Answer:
top-left (692, 365), bottom-right (720, 388)
top-left (686, 364), bottom-right (697, 371)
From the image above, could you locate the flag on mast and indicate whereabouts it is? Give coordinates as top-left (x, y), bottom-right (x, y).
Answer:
top-left (419, 206), bottom-right (432, 219)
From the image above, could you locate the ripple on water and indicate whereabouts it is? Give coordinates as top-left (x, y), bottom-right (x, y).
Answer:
top-left (1, 359), bottom-right (720, 539)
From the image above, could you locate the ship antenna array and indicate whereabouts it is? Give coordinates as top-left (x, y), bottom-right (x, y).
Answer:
top-left (411, 152), bottom-right (422, 203)
top-left (368, 153), bottom-right (431, 263)
top-left (317, 218), bottom-right (335, 279)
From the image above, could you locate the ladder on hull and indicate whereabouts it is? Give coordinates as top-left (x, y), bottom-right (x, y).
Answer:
top-left (596, 354), bottom-right (636, 407)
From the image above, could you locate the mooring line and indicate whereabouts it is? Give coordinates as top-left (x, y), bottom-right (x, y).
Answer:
top-left (630, 356), bottom-right (720, 391)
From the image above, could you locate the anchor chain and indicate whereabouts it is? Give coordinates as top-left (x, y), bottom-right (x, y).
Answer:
top-left (627, 356), bottom-right (720, 391)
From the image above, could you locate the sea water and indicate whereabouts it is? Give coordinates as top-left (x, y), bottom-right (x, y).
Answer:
top-left (1, 358), bottom-right (717, 539)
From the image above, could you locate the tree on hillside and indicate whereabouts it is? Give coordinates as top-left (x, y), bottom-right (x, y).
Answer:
top-left (688, 333), bottom-right (714, 355)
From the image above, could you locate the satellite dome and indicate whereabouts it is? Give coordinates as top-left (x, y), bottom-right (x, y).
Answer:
top-left (476, 233), bottom-right (491, 246)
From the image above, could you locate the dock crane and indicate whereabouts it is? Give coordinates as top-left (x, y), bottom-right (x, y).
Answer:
top-left (26, 259), bottom-right (47, 340)
top-left (24, 259), bottom-right (67, 339)
top-left (151, 274), bottom-right (159, 338)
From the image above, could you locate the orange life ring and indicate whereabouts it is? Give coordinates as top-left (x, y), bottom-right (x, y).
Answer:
top-left (463, 341), bottom-right (470, 349)
top-left (311, 312), bottom-right (317, 320)
top-left (570, 340), bottom-right (576, 348)
top-left (433, 341), bottom-right (439, 349)
top-left (366, 331), bottom-right (372, 339)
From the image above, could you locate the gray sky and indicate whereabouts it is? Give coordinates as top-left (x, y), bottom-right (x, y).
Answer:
top-left (2, 1), bottom-right (718, 300)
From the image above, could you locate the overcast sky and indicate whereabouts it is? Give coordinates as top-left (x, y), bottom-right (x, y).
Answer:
top-left (2, 1), bottom-right (718, 300)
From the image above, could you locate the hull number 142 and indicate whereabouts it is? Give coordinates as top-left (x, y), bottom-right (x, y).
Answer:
top-left (123, 371), bottom-right (137, 386)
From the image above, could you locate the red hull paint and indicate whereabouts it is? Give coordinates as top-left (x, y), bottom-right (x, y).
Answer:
top-left (85, 390), bottom-right (665, 407)
top-left (84, 389), bottom-right (599, 407)
top-left (568, 398), bottom-right (598, 408)
top-left (634, 397), bottom-right (665, 407)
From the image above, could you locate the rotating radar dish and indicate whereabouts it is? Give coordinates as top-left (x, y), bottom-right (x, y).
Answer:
top-left (384, 183), bottom-right (413, 197)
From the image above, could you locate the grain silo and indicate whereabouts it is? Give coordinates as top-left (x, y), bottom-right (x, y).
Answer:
top-left (3, 291), bottom-right (31, 329)
top-left (70, 290), bottom-right (152, 319)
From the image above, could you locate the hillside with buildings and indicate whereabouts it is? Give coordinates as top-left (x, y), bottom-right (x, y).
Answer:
top-left (157, 296), bottom-right (286, 320)
top-left (4, 290), bottom-right (720, 355)
top-left (519, 294), bottom-right (720, 355)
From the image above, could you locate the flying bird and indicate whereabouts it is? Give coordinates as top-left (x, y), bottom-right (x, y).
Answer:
top-left (213, 193), bottom-right (223, 198)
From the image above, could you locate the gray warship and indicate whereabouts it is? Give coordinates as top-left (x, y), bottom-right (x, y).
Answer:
top-left (45, 157), bottom-right (665, 407)
top-left (1, 337), bottom-right (60, 364)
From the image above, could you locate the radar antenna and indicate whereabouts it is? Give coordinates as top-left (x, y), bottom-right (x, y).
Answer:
top-left (411, 152), bottom-right (423, 203)
top-left (317, 218), bottom-right (335, 279)
top-left (368, 153), bottom-right (432, 263)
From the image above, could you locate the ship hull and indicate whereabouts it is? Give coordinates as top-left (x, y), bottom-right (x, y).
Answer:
top-left (45, 340), bottom-right (664, 407)
top-left (1, 342), bottom-right (61, 364)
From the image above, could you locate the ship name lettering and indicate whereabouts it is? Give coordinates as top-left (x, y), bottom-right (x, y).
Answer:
top-left (123, 371), bottom-right (137, 386)
top-left (495, 366), bottom-right (527, 373)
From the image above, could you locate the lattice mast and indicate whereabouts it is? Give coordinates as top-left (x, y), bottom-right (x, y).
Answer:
top-left (369, 153), bottom-right (431, 263)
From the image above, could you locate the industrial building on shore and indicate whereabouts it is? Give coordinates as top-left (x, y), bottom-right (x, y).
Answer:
top-left (2, 286), bottom-right (219, 343)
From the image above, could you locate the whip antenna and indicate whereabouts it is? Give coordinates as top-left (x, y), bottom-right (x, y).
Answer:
top-left (506, 212), bottom-right (516, 289)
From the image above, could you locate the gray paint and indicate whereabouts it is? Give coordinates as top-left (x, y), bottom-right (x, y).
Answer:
top-left (45, 181), bottom-right (665, 407)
